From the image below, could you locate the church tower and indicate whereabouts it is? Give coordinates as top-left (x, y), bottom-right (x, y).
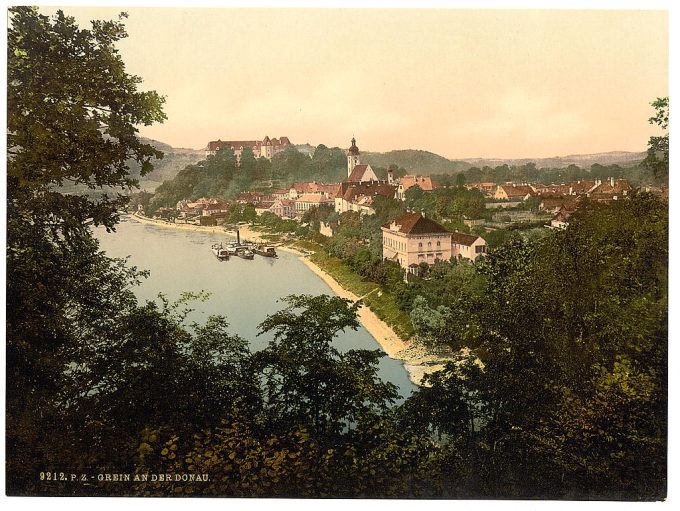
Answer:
top-left (346, 137), bottom-right (360, 177)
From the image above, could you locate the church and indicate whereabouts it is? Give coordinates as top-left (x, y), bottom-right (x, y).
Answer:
top-left (335, 137), bottom-right (396, 214)
top-left (345, 137), bottom-right (379, 183)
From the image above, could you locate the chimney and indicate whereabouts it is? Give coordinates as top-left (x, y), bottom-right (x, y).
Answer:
top-left (610, 176), bottom-right (615, 187)
top-left (236, 229), bottom-right (241, 245)
top-left (421, 211), bottom-right (425, 218)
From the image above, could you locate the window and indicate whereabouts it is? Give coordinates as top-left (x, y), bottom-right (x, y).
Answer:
top-left (428, 241), bottom-right (432, 248)
top-left (418, 242), bottom-right (423, 248)
top-left (436, 240), bottom-right (440, 247)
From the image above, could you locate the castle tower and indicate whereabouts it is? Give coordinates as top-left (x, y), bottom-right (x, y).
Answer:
top-left (346, 137), bottom-right (360, 177)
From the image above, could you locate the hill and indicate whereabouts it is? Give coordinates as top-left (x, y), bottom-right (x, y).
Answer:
top-left (358, 148), bottom-right (646, 176)
top-left (463, 151), bottom-right (646, 170)
top-left (361, 150), bottom-right (471, 175)
top-left (130, 138), bottom-right (205, 191)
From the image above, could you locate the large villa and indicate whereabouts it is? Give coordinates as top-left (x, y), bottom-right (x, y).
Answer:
top-left (382, 212), bottom-right (487, 273)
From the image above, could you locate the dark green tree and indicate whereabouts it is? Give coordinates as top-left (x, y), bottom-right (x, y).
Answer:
top-left (253, 295), bottom-right (399, 441)
top-left (642, 96), bottom-right (669, 182)
top-left (7, 6), bottom-right (168, 493)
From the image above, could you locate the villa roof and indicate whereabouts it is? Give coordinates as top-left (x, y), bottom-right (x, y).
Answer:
top-left (384, 212), bottom-right (450, 235)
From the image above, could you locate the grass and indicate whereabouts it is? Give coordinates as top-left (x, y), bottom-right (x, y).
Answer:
top-left (309, 250), bottom-right (415, 341)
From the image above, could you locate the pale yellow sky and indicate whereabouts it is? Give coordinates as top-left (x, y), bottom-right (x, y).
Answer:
top-left (46, 7), bottom-right (668, 159)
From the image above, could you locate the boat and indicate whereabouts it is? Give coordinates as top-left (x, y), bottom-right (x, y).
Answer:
top-left (254, 245), bottom-right (278, 258)
top-left (234, 247), bottom-right (255, 260)
top-left (211, 243), bottom-right (229, 260)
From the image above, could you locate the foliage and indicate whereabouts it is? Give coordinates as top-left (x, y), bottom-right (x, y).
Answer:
top-left (400, 194), bottom-right (668, 499)
top-left (642, 97), bottom-right (669, 182)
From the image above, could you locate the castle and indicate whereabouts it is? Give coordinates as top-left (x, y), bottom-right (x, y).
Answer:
top-left (205, 136), bottom-right (292, 164)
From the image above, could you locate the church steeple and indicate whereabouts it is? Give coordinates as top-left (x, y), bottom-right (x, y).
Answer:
top-left (346, 136), bottom-right (360, 176)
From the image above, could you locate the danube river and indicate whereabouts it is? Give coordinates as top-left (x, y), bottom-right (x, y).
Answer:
top-left (94, 217), bottom-right (415, 399)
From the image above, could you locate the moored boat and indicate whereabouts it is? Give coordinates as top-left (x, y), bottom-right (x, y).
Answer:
top-left (254, 245), bottom-right (278, 258)
top-left (211, 243), bottom-right (229, 260)
top-left (235, 247), bottom-right (255, 260)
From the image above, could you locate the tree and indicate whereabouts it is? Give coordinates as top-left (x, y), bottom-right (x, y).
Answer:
top-left (7, 7), bottom-right (167, 494)
top-left (642, 97), bottom-right (669, 182)
top-left (253, 295), bottom-right (399, 440)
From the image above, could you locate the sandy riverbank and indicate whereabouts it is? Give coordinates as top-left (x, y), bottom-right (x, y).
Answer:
top-left (130, 213), bottom-right (272, 244)
top-left (129, 213), bottom-right (446, 385)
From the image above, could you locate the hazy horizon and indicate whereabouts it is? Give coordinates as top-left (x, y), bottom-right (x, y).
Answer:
top-left (47, 7), bottom-right (668, 159)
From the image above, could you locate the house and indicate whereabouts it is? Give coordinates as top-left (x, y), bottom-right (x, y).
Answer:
top-left (319, 221), bottom-right (338, 238)
top-left (201, 200), bottom-right (230, 216)
top-left (268, 199), bottom-right (295, 219)
top-left (177, 197), bottom-right (226, 215)
top-left (382, 212), bottom-right (453, 272)
top-left (494, 184), bottom-right (535, 201)
top-left (396, 175), bottom-right (437, 200)
top-left (205, 135), bottom-right (292, 164)
top-left (294, 194), bottom-right (335, 214)
top-left (451, 232), bottom-right (487, 261)
top-left (335, 181), bottom-right (397, 215)
top-left (271, 188), bottom-right (290, 200)
top-left (465, 182), bottom-right (497, 196)
top-left (539, 196), bottom-right (579, 214)
top-left (550, 206), bottom-right (575, 229)
top-left (235, 192), bottom-right (271, 205)
top-left (255, 201), bottom-right (275, 216)
top-left (289, 181), bottom-right (339, 200)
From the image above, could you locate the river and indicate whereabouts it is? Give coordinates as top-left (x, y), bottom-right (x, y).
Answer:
top-left (94, 216), bottom-right (415, 399)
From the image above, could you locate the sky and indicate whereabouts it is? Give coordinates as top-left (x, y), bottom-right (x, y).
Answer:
top-left (44, 6), bottom-right (668, 159)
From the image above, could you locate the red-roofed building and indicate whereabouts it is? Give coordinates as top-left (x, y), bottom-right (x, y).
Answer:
top-left (335, 181), bottom-right (397, 215)
top-left (289, 181), bottom-right (339, 200)
top-left (451, 232), bottom-right (487, 261)
top-left (397, 175), bottom-right (438, 200)
top-left (382, 212), bottom-right (487, 272)
top-left (294, 194), bottom-right (335, 214)
top-left (494, 184), bottom-right (536, 200)
top-left (269, 199), bottom-right (295, 219)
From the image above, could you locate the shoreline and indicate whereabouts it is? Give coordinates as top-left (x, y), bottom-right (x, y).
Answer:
top-left (128, 213), bottom-right (445, 385)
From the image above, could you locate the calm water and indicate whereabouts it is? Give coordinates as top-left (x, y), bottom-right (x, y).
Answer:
top-left (94, 216), bottom-right (415, 399)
